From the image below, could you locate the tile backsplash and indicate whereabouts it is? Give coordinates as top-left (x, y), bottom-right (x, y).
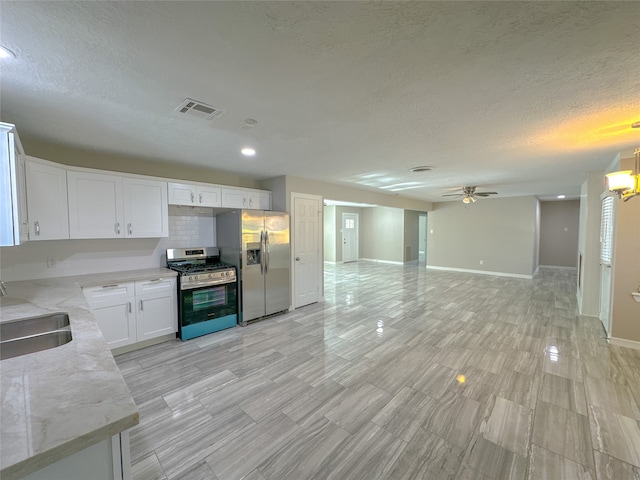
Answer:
top-left (0, 206), bottom-right (215, 281)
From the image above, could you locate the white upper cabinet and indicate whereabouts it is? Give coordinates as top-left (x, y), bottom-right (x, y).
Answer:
top-left (123, 177), bottom-right (169, 237)
top-left (25, 157), bottom-right (69, 241)
top-left (68, 170), bottom-right (168, 239)
top-left (196, 184), bottom-right (221, 207)
top-left (168, 182), bottom-right (221, 207)
top-left (0, 123), bottom-right (29, 246)
top-left (221, 187), bottom-right (271, 210)
top-left (247, 190), bottom-right (271, 210)
top-left (68, 171), bottom-right (122, 239)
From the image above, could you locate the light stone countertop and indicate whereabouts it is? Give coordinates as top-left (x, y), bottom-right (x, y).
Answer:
top-left (0, 268), bottom-right (177, 480)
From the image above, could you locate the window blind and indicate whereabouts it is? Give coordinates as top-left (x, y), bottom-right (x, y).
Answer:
top-left (600, 196), bottom-right (614, 266)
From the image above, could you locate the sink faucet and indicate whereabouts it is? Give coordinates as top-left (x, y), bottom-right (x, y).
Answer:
top-left (0, 281), bottom-right (7, 297)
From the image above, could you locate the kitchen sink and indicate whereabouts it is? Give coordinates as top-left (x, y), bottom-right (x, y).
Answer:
top-left (1, 313), bottom-right (72, 360)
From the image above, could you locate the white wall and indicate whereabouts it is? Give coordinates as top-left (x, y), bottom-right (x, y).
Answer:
top-left (426, 196), bottom-right (539, 277)
top-left (577, 172), bottom-right (604, 317)
top-left (0, 206), bottom-right (214, 281)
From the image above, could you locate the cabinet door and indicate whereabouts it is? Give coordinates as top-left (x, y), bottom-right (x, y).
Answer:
top-left (168, 182), bottom-right (196, 206)
top-left (196, 185), bottom-right (221, 207)
top-left (135, 278), bottom-right (177, 341)
top-left (221, 188), bottom-right (247, 208)
top-left (92, 301), bottom-right (136, 349)
top-left (25, 158), bottom-right (69, 240)
top-left (16, 154), bottom-right (29, 242)
top-left (68, 171), bottom-right (123, 239)
top-left (123, 178), bottom-right (168, 238)
top-left (247, 190), bottom-right (271, 210)
top-left (84, 283), bottom-right (136, 349)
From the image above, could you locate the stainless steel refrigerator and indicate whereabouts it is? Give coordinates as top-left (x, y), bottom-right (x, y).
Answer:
top-left (216, 210), bottom-right (290, 325)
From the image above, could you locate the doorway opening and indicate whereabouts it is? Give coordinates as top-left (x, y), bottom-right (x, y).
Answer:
top-left (419, 213), bottom-right (427, 265)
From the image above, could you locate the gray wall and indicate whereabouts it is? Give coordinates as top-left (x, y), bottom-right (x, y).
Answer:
top-left (23, 137), bottom-right (261, 189)
top-left (539, 200), bottom-right (580, 267)
top-left (268, 175), bottom-right (433, 213)
top-left (361, 206), bottom-right (404, 263)
top-left (404, 210), bottom-right (420, 262)
top-left (323, 205), bottom-right (336, 262)
top-left (426, 196), bottom-right (539, 277)
top-left (609, 156), bottom-right (640, 343)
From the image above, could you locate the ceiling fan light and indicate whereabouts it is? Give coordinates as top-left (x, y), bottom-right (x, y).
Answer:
top-left (463, 197), bottom-right (471, 204)
top-left (471, 197), bottom-right (477, 203)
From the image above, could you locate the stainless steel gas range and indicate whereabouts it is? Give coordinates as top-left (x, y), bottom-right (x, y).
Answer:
top-left (166, 247), bottom-right (237, 340)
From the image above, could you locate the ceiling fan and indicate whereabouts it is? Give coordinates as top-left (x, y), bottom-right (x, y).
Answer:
top-left (442, 186), bottom-right (498, 203)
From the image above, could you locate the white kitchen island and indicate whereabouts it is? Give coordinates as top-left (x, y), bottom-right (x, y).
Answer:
top-left (0, 269), bottom-right (170, 479)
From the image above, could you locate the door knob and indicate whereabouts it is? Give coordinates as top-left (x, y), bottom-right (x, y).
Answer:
top-left (295, 257), bottom-right (300, 261)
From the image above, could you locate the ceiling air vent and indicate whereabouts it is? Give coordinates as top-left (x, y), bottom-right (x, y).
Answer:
top-left (175, 98), bottom-right (224, 120)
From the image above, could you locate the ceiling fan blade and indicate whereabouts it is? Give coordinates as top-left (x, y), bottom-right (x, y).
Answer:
top-left (442, 193), bottom-right (464, 197)
top-left (475, 192), bottom-right (498, 196)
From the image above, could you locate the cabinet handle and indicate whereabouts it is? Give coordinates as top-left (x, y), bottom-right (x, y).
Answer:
top-left (191, 192), bottom-right (195, 204)
top-left (249, 198), bottom-right (253, 207)
top-left (115, 223), bottom-right (121, 235)
top-left (128, 301), bottom-right (132, 313)
top-left (139, 300), bottom-right (143, 311)
top-left (149, 278), bottom-right (163, 282)
top-left (199, 193), bottom-right (203, 204)
top-left (34, 221), bottom-right (40, 236)
top-left (101, 284), bottom-right (119, 289)
top-left (128, 223), bottom-right (132, 235)
top-left (243, 197), bottom-right (247, 206)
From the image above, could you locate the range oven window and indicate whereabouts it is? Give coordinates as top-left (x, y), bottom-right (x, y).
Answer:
top-left (180, 282), bottom-right (237, 327)
top-left (193, 287), bottom-right (227, 310)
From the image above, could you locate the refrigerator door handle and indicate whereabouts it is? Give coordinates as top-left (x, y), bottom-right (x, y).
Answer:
top-left (264, 230), bottom-right (269, 275)
top-left (259, 231), bottom-right (264, 275)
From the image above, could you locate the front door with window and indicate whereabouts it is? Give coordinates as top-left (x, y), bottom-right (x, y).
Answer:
top-left (342, 212), bottom-right (359, 263)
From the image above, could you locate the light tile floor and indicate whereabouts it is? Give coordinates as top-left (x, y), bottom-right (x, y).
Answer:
top-left (116, 262), bottom-right (640, 480)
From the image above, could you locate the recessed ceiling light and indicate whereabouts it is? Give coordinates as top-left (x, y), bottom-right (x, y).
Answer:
top-left (0, 46), bottom-right (16, 59)
top-left (241, 147), bottom-right (256, 157)
top-left (410, 166), bottom-right (433, 173)
top-left (557, 195), bottom-right (566, 199)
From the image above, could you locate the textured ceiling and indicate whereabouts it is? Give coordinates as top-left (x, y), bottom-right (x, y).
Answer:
top-left (1, 1), bottom-right (639, 202)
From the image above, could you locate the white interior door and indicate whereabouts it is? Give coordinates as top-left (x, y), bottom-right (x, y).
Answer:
top-left (599, 195), bottom-right (615, 337)
top-left (292, 193), bottom-right (322, 308)
top-left (341, 212), bottom-right (359, 263)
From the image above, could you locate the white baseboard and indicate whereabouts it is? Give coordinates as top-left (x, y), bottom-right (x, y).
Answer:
top-left (608, 337), bottom-right (640, 350)
top-left (323, 261), bottom-right (338, 265)
top-left (359, 258), bottom-right (404, 265)
top-left (538, 265), bottom-right (577, 271)
top-left (426, 265), bottom-right (533, 280)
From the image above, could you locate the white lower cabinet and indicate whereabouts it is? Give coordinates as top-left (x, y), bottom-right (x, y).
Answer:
top-left (23, 430), bottom-right (131, 480)
top-left (135, 278), bottom-right (178, 341)
top-left (84, 277), bottom-right (177, 350)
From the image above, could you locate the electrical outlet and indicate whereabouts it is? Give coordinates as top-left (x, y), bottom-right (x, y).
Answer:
top-left (47, 257), bottom-right (56, 268)
top-left (479, 260), bottom-right (484, 265)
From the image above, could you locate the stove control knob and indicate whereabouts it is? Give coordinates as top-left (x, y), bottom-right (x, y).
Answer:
top-left (209, 273), bottom-right (213, 279)
top-left (189, 276), bottom-right (193, 281)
